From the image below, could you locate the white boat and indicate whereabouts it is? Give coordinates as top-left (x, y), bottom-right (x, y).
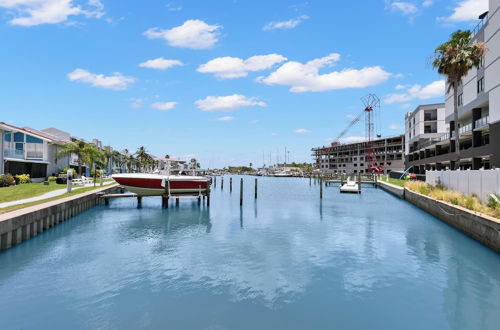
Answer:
top-left (111, 173), bottom-right (210, 196)
top-left (340, 177), bottom-right (360, 193)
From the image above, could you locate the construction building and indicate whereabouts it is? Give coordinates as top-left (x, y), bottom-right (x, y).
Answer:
top-left (312, 135), bottom-right (405, 174)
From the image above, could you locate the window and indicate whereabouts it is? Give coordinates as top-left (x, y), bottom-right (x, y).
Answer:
top-left (477, 77), bottom-right (484, 93)
top-left (478, 56), bottom-right (485, 69)
top-left (458, 93), bottom-right (463, 106)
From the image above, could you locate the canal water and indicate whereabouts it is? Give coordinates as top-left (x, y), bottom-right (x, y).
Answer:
top-left (1, 176), bottom-right (499, 329)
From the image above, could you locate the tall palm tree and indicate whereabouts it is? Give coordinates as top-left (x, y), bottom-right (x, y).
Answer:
top-left (135, 146), bottom-right (151, 172)
top-left (123, 149), bottom-right (134, 173)
top-left (56, 140), bottom-right (87, 175)
top-left (432, 29), bottom-right (486, 169)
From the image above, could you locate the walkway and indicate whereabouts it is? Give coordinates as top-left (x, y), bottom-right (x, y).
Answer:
top-left (0, 181), bottom-right (115, 209)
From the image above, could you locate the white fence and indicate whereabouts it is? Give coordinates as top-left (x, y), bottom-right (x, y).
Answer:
top-left (426, 169), bottom-right (500, 202)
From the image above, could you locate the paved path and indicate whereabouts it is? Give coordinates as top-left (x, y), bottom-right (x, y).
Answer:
top-left (0, 181), bottom-right (115, 209)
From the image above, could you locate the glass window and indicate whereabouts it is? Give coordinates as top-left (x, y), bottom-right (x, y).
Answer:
top-left (477, 78), bottom-right (484, 93)
top-left (458, 93), bottom-right (463, 106)
top-left (13, 132), bottom-right (24, 142)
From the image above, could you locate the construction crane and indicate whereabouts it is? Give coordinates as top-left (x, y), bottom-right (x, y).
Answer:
top-left (326, 93), bottom-right (383, 174)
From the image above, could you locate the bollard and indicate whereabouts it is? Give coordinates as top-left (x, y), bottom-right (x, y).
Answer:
top-left (230, 177), bottom-right (233, 192)
top-left (240, 178), bottom-right (243, 206)
top-left (254, 178), bottom-right (258, 199)
top-left (67, 169), bottom-right (73, 193)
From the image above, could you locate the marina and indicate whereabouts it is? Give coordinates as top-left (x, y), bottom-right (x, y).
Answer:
top-left (0, 176), bottom-right (499, 329)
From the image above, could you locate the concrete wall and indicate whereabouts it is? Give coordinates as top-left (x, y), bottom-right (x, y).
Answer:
top-left (0, 185), bottom-right (119, 251)
top-left (426, 169), bottom-right (500, 201)
top-left (377, 180), bottom-right (405, 198)
top-left (404, 188), bottom-right (500, 252)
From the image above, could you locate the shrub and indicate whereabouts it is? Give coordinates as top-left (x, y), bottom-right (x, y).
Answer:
top-left (487, 193), bottom-right (500, 210)
top-left (0, 174), bottom-right (15, 187)
top-left (48, 176), bottom-right (57, 182)
top-left (14, 174), bottom-right (31, 184)
top-left (90, 169), bottom-right (102, 177)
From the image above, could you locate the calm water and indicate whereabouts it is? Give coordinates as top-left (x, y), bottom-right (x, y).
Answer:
top-left (1, 176), bottom-right (499, 330)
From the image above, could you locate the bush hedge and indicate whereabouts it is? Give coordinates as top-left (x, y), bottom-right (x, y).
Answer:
top-left (0, 174), bottom-right (15, 187)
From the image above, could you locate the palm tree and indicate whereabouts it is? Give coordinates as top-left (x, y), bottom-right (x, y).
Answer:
top-left (102, 146), bottom-right (114, 174)
top-left (123, 149), bottom-right (134, 173)
top-left (81, 144), bottom-right (105, 184)
top-left (432, 29), bottom-right (486, 169)
top-left (56, 140), bottom-right (87, 175)
top-left (135, 146), bottom-right (151, 172)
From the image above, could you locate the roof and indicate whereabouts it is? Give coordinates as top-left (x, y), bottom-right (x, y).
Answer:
top-left (0, 122), bottom-right (57, 142)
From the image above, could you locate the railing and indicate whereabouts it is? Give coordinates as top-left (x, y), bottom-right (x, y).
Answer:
top-left (4, 149), bottom-right (24, 159)
top-left (424, 129), bottom-right (437, 134)
top-left (474, 116), bottom-right (489, 129)
top-left (459, 123), bottom-right (473, 135)
top-left (471, 14), bottom-right (488, 38)
top-left (26, 151), bottom-right (43, 159)
top-left (439, 132), bottom-right (450, 142)
top-left (424, 114), bottom-right (437, 121)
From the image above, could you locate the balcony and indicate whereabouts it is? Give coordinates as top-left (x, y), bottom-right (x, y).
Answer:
top-left (439, 132), bottom-right (450, 142)
top-left (424, 114), bottom-right (437, 121)
top-left (4, 148), bottom-right (24, 159)
top-left (474, 116), bottom-right (489, 129)
top-left (459, 123), bottom-right (473, 135)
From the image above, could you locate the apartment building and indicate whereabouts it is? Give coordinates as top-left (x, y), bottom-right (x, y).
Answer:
top-left (406, 1), bottom-right (500, 173)
top-left (312, 135), bottom-right (405, 174)
top-left (404, 103), bottom-right (447, 173)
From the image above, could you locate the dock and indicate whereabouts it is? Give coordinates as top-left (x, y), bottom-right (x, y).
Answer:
top-left (99, 189), bottom-right (210, 208)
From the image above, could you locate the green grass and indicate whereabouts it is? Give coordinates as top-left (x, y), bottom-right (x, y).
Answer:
top-left (380, 177), bottom-right (406, 187)
top-left (0, 182), bottom-right (65, 203)
top-left (0, 184), bottom-right (117, 214)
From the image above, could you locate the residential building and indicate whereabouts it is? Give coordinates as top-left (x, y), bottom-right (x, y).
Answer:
top-left (404, 103), bottom-right (447, 173)
top-left (312, 135), bottom-right (405, 174)
top-left (1, 122), bottom-right (61, 181)
top-left (406, 1), bottom-right (500, 172)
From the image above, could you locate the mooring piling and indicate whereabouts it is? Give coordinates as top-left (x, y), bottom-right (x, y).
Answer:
top-left (254, 178), bottom-right (258, 199)
top-left (230, 177), bottom-right (233, 192)
top-left (221, 177), bottom-right (224, 190)
top-left (240, 178), bottom-right (243, 206)
top-left (320, 178), bottom-right (323, 199)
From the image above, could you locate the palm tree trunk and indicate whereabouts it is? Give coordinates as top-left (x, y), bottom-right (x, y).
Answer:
top-left (78, 159), bottom-right (82, 176)
top-left (453, 83), bottom-right (460, 170)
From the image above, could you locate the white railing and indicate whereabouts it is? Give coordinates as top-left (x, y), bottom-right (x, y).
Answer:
top-left (474, 116), bottom-right (489, 129)
top-left (4, 149), bottom-right (24, 159)
top-left (439, 132), bottom-right (450, 142)
top-left (459, 123), bottom-right (472, 135)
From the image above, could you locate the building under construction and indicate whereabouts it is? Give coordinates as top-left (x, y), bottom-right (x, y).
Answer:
top-left (312, 135), bottom-right (405, 174)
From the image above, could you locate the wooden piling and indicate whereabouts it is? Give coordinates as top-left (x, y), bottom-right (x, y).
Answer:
top-left (230, 177), bottom-right (232, 192)
top-left (137, 196), bottom-right (142, 207)
top-left (221, 177), bottom-right (224, 190)
top-left (254, 178), bottom-right (258, 199)
top-left (240, 178), bottom-right (243, 206)
top-left (320, 178), bottom-right (323, 199)
top-left (175, 198), bottom-right (179, 207)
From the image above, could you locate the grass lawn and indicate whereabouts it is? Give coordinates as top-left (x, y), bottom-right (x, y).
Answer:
top-left (0, 182), bottom-right (65, 203)
top-left (0, 184), bottom-right (117, 214)
top-left (380, 177), bottom-right (407, 187)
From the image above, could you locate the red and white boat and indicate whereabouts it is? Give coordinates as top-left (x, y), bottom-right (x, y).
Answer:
top-left (111, 173), bottom-right (210, 196)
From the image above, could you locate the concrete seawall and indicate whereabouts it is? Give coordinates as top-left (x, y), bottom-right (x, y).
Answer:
top-left (377, 181), bottom-right (405, 198)
top-left (377, 180), bottom-right (500, 252)
top-left (0, 185), bottom-right (120, 251)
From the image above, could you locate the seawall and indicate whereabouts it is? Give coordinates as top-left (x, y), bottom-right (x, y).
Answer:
top-left (0, 185), bottom-right (120, 251)
top-left (377, 180), bottom-right (500, 252)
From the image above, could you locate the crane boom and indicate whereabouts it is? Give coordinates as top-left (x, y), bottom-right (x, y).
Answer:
top-left (332, 109), bottom-right (365, 145)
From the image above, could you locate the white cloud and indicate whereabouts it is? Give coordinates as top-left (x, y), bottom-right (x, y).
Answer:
top-left (249, 120), bottom-right (259, 124)
top-left (383, 80), bottom-right (444, 104)
top-left (389, 124), bottom-right (404, 130)
top-left (422, 0), bottom-right (433, 7)
top-left (339, 136), bottom-right (365, 143)
top-left (263, 15), bottom-right (309, 31)
top-left (389, 2), bottom-right (418, 15)
top-left (294, 128), bottom-right (311, 134)
top-left (400, 103), bottom-right (413, 109)
top-left (151, 101), bottom-right (177, 111)
top-left (139, 57), bottom-right (183, 70)
top-left (130, 97), bottom-right (145, 108)
top-left (67, 68), bottom-right (134, 90)
top-left (443, 0), bottom-right (488, 22)
top-left (195, 94), bottom-right (266, 112)
top-left (395, 84), bottom-right (407, 90)
top-left (166, 3), bottom-right (182, 11)
top-left (0, 0), bottom-right (104, 26)
top-left (143, 19), bottom-right (221, 49)
top-left (217, 116), bottom-right (235, 121)
top-left (271, 132), bottom-right (279, 136)
top-left (258, 53), bottom-right (390, 92)
top-left (197, 54), bottom-right (287, 79)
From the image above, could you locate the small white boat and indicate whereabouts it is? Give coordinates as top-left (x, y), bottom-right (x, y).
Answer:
top-left (340, 177), bottom-right (360, 194)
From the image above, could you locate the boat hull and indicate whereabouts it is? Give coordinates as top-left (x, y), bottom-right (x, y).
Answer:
top-left (111, 174), bottom-right (210, 196)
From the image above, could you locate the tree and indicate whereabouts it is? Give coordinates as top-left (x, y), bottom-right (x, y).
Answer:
top-left (81, 144), bottom-right (104, 184)
top-left (56, 140), bottom-right (87, 175)
top-left (123, 149), bottom-right (134, 173)
top-left (432, 30), bottom-right (486, 168)
top-left (189, 158), bottom-right (200, 169)
top-left (135, 146), bottom-right (153, 172)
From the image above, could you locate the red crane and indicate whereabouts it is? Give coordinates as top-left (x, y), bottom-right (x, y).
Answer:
top-left (327, 94), bottom-right (383, 174)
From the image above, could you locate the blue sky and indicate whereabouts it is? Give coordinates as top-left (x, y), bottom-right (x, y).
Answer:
top-left (0, 0), bottom-right (489, 168)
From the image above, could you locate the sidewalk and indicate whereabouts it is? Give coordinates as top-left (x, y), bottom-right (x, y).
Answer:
top-left (0, 181), bottom-right (115, 209)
